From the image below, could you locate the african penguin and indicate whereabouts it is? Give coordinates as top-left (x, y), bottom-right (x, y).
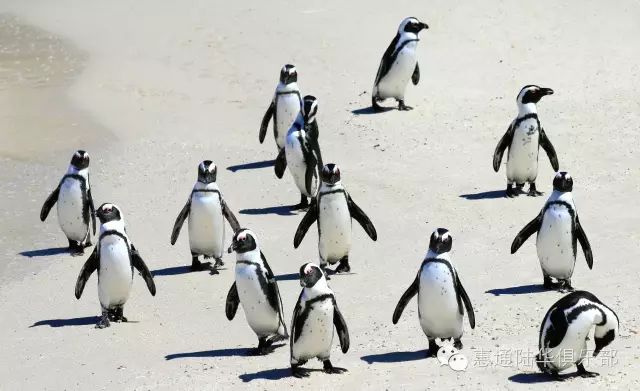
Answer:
top-left (294, 164), bottom-right (377, 276)
top-left (274, 95), bottom-right (323, 210)
top-left (493, 85), bottom-right (559, 197)
top-left (40, 150), bottom-right (96, 256)
top-left (537, 290), bottom-right (619, 378)
top-left (290, 263), bottom-right (350, 378)
top-left (372, 17), bottom-right (429, 112)
top-left (225, 228), bottom-right (289, 355)
top-left (170, 160), bottom-right (241, 273)
top-left (393, 229), bottom-right (475, 356)
top-left (511, 172), bottom-right (593, 291)
top-left (259, 64), bottom-right (302, 151)
top-left (74, 203), bottom-right (156, 329)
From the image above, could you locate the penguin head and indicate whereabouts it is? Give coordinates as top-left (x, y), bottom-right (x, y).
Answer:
top-left (321, 163), bottom-right (341, 185)
top-left (552, 172), bottom-right (573, 192)
top-left (299, 263), bottom-right (324, 288)
top-left (301, 95), bottom-right (318, 123)
top-left (517, 85), bottom-right (554, 106)
top-left (593, 306), bottom-right (620, 357)
top-left (279, 64), bottom-right (298, 85)
top-left (96, 203), bottom-right (122, 223)
top-left (197, 160), bottom-right (217, 184)
top-left (399, 17), bottom-right (429, 35)
top-left (70, 150), bottom-right (90, 169)
top-left (227, 229), bottom-right (257, 254)
top-left (428, 228), bottom-right (453, 254)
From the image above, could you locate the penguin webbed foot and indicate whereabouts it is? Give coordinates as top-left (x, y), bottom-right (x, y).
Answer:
top-left (371, 96), bottom-right (383, 112)
top-left (558, 279), bottom-right (574, 293)
top-left (427, 339), bottom-right (438, 357)
top-left (577, 363), bottom-right (599, 378)
top-left (190, 258), bottom-right (212, 272)
top-left (505, 184), bottom-right (522, 198)
top-left (323, 360), bottom-right (347, 374)
top-left (290, 195), bottom-right (309, 211)
top-left (96, 312), bottom-right (110, 329)
top-left (453, 338), bottom-right (463, 350)
top-left (397, 100), bottom-right (413, 111)
top-left (291, 364), bottom-right (310, 378)
top-left (527, 183), bottom-right (544, 197)
top-left (68, 240), bottom-right (85, 256)
top-left (333, 258), bottom-right (351, 274)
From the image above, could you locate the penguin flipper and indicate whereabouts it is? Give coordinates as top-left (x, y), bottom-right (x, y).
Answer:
top-left (260, 251), bottom-right (289, 337)
top-left (456, 274), bottom-right (475, 329)
top-left (87, 187), bottom-right (96, 235)
top-left (302, 143), bottom-right (318, 196)
top-left (74, 246), bottom-right (98, 299)
top-left (274, 148), bottom-right (287, 179)
top-left (259, 100), bottom-right (275, 144)
top-left (221, 198), bottom-right (241, 233)
top-left (511, 212), bottom-right (542, 254)
top-left (392, 273), bottom-right (419, 324)
top-left (547, 308), bottom-right (568, 349)
top-left (575, 216), bottom-right (593, 269)
top-left (306, 123), bottom-right (323, 171)
top-left (373, 33), bottom-right (400, 88)
top-left (333, 299), bottom-right (350, 354)
top-left (293, 203), bottom-right (318, 248)
top-left (170, 198), bottom-right (191, 245)
top-left (40, 184), bottom-right (60, 222)
top-left (225, 282), bottom-right (240, 321)
top-left (291, 291), bottom-right (305, 343)
top-left (347, 195), bottom-right (377, 241)
top-left (539, 128), bottom-right (559, 171)
top-left (411, 62), bottom-right (420, 85)
top-left (492, 123), bottom-right (514, 172)
top-left (130, 245), bottom-right (156, 296)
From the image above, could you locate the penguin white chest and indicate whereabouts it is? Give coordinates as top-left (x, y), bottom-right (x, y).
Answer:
top-left (377, 41), bottom-right (418, 99)
top-left (292, 299), bottom-right (334, 360)
top-left (98, 236), bottom-right (133, 308)
top-left (318, 192), bottom-right (352, 263)
top-left (417, 263), bottom-right (463, 338)
top-left (541, 314), bottom-right (591, 372)
top-left (235, 263), bottom-right (280, 336)
top-left (275, 94), bottom-right (300, 149)
top-left (188, 193), bottom-right (224, 257)
top-left (57, 177), bottom-right (88, 242)
top-left (507, 119), bottom-right (540, 183)
top-left (285, 130), bottom-right (318, 197)
top-left (537, 204), bottom-right (576, 279)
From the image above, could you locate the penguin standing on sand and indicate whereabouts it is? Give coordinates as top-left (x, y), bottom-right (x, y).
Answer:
top-left (290, 263), bottom-right (350, 378)
top-left (392, 229), bottom-right (475, 355)
top-left (493, 85), bottom-right (559, 197)
top-left (274, 95), bottom-right (323, 210)
top-left (74, 203), bottom-right (156, 329)
top-left (293, 164), bottom-right (377, 276)
top-left (537, 291), bottom-right (619, 378)
top-left (511, 172), bottom-right (593, 291)
top-left (225, 229), bottom-right (288, 355)
top-left (40, 150), bottom-right (96, 256)
top-left (372, 17), bottom-right (429, 112)
top-left (259, 64), bottom-right (302, 151)
top-left (170, 161), bottom-right (241, 273)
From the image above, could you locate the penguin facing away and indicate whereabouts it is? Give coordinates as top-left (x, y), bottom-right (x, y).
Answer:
top-left (225, 229), bottom-right (289, 355)
top-left (493, 85), bottom-right (559, 197)
top-left (393, 229), bottom-right (475, 356)
top-left (170, 161), bottom-right (241, 273)
top-left (274, 95), bottom-right (323, 210)
top-left (511, 172), bottom-right (593, 292)
top-left (74, 203), bottom-right (156, 329)
top-left (259, 64), bottom-right (302, 151)
top-left (372, 17), bottom-right (429, 112)
top-left (40, 150), bottom-right (96, 256)
top-left (537, 290), bottom-right (619, 378)
top-left (293, 164), bottom-right (377, 276)
top-left (290, 263), bottom-right (350, 378)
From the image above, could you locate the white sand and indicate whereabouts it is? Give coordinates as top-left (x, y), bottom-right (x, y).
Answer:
top-left (1, 0), bottom-right (639, 389)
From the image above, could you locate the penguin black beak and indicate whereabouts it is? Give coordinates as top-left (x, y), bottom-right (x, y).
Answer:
top-left (540, 88), bottom-right (554, 96)
top-left (420, 22), bottom-right (429, 30)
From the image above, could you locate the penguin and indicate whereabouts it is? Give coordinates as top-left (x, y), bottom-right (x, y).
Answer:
top-left (511, 172), bottom-right (593, 291)
top-left (170, 160), bottom-right (241, 273)
top-left (259, 64), bottom-right (302, 151)
top-left (392, 228), bottom-right (475, 355)
top-left (293, 164), bottom-right (377, 276)
top-left (537, 290), bottom-right (619, 378)
top-left (493, 85), bottom-right (559, 197)
top-left (225, 228), bottom-right (289, 355)
top-left (40, 150), bottom-right (96, 256)
top-left (290, 262), bottom-right (350, 378)
top-left (371, 17), bottom-right (429, 112)
top-left (274, 95), bottom-right (323, 210)
top-left (74, 203), bottom-right (156, 329)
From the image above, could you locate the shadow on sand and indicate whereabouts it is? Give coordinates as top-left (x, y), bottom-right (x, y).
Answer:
top-left (509, 372), bottom-right (571, 383)
top-left (274, 273), bottom-right (299, 281)
top-left (486, 284), bottom-right (547, 296)
top-left (239, 367), bottom-right (295, 382)
top-left (459, 190), bottom-right (506, 200)
top-left (239, 205), bottom-right (297, 216)
top-left (227, 160), bottom-right (275, 172)
top-left (20, 247), bottom-right (69, 258)
top-left (361, 350), bottom-right (428, 364)
top-left (351, 106), bottom-right (393, 115)
top-left (31, 316), bottom-right (99, 328)
top-left (165, 348), bottom-right (252, 360)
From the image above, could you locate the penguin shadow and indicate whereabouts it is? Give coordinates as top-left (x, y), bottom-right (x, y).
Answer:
top-left (486, 284), bottom-right (547, 296)
top-left (152, 263), bottom-right (226, 276)
top-left (30, 316), bottom-right (99, 328)
top-left (19, 247), bottom-right (69, 258)
top-left (166, 344), bottom-right (285, 361)
top-left (509, 372), bottom-right (573, 383)
top-left (351, 106), bottom-right (394, 115)
top-left (459, 190), bottom-right (506, 200)
top-left (239, 367), bottom-right (318, 382)
top-left (239, 205), bottom-right (298, 216)
top-left (361, 349), bottom-right (428, 364)
top-left (274, 273), bottom-right (299, 281)
top-left (227, 160), bottom-right (275, 172)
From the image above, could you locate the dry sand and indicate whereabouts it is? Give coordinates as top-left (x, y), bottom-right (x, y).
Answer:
top-left (0, 0), bottom-right (639, 389)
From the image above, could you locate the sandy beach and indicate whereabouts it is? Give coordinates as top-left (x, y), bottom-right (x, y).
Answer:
top-left (1, 0), bottom-right (639, 389)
